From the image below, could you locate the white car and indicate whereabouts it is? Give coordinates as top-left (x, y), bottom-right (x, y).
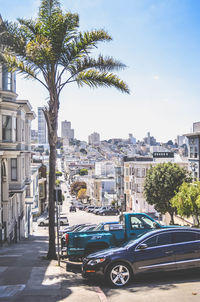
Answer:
top-left (37, 215), bottom-right (69, 226)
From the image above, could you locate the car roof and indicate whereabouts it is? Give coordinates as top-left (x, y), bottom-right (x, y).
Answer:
top-left (137, 227), bottom-right (200, 240)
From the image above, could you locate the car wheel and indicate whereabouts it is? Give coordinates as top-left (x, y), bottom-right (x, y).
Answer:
top-left (60, 221), bottom-right (64, 226)
top-left (106, 262), bottom-right (132, 287)
top-left (102, 213), bottom-right (105, 216)
top-left (39, 222), bottom-right (45, 226)
top-left (115, 212), bottom-right (118, 216)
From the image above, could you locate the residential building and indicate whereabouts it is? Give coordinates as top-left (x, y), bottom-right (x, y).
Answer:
top-left (128, 133), bottom-right (136, 144)
top-left (95, 161), bottom-right (115, 177)
top-left (88, 132), bottom-right (100, 146)
top-left (93, 178), bottom-right (115, 206)
top-left (0, 64), bottom-right (35, 244)
top-left (61, 120), bottom-right (74, 140)
top-left (115, 164), bottom-right (124, 209)
top-left (124, 154), bottom-right (188, 213)
top-left (38, 107), bottom-right (47, 144)
top-left (185, 122), bottom-right (200, 180)
top-left (31, 129), bottom-right (38, 143)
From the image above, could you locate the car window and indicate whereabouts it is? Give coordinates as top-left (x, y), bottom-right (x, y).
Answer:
top-left (172, 231), bottom-right (199, 243)
top-left (140, 216), bottom-right (156, 228)
top-left (130, 216), bottom-right (154, 229)
top-left (143, 233), bottom-right (172, 248)
top-left (157, 233), bottom-right (172, 245)
top-left (130, 217), bottom-right (143, 229)
top-left (142, 235), bottom-right (157, 247)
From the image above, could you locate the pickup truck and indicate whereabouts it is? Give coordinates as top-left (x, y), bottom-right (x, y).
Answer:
top-left (63, 213), bottom-right (170, 260)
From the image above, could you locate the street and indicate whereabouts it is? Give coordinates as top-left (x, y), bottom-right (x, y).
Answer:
top-left (58, 189), bottom-right (200, 302)
top-left (1, 188), bottom-right (200, 301)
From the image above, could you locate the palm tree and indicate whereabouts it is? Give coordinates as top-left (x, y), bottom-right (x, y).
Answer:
top-left (0, 0), bottom-right (129, 259)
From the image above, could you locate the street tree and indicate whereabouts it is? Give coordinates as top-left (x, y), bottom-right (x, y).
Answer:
top-left (0, 0), bottom-right (129, 259)
top-left (79, 168), bottom-right (88, 175)
top-left (70, 181), bottom-right (86, 196)
top-left (143, 162), bottom-right (191, 224)
top-left (171, 181), bottom-right (200, 226)
top-left (77, 188), bottom-right (87, 201)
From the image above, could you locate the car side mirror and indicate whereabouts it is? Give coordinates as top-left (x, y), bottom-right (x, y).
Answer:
top-left (137, 243), bottom-right (148, 250)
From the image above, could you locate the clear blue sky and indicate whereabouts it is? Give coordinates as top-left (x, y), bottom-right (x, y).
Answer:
top-left (1, 0), bottom-right (200, 142)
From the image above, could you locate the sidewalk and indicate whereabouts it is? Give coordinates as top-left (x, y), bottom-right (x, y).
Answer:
top-left (0, 229), bottom-right (102, 302)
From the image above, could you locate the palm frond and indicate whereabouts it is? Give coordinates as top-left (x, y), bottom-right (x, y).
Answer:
top-left (3, 53), bottom-right (36, 77)
top-left (62, 55), bottom-right (126, 76)
top-left (74, 69), bottom-right (130, 94)
top-left (60, 29), bottom-right (112, 66)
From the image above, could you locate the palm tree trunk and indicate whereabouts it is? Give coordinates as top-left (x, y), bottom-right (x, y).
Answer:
top-left (47, 143), bottom-right (57, 259)
top-left (44, 83), bottom-right (59, 260)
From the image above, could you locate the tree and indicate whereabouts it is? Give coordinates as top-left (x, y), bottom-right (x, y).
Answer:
top-left (80, 148), bottom-right (87, 155)
top-left (0, 0), bottom-right (129, 259)
top-left (77, 188), bottom-right (87, 201)
top-left (144, 163), bottom-right (191, 224)
top-left (79, 168), bottom-right (88, 175)
top-left (70, 181), bottom-right (86, 196)
top-left (171, 181), bottom-right (200, 226)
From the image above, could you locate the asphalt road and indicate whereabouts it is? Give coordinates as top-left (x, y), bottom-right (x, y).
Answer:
top-left (53, 189), bottom-right (200, 302)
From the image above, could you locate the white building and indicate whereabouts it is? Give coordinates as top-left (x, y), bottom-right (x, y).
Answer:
top-left (0, 64), bottom-right (35, 244)
top-left (88, 132), bottom-right (100, 146)
top-left (95, 161), bottom-right (115, 177)
top-left (124, 154), bottom-right (188, 214)
top-left (38, 107), bottom-right (48, 144)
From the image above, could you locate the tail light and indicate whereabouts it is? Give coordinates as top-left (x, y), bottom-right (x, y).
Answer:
top-left (65, 233), bottom-right (69, 245)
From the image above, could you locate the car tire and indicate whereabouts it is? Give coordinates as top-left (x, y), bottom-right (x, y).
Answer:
top-left (60, 221), bottom-right (64, 226)
top-left (102, 213), bottom-right (105, 216)
top-left (106, 262), bottom-right (132, 287)
top-left (39, 222), bottom-right (45, 226)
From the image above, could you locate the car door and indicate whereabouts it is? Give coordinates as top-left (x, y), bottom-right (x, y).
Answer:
top-left (172, 230), bottom-right (200, 270)
top-left (133, 232), bottom-right (176, 274)
top-left (127, 214), bottom-right (157, 241)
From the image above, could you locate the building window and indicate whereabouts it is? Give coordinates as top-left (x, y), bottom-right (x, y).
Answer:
top-left (136, 168), bottom-right (140, 177)
top-left (22, 120), bottom-right (25, 141)
top-left (11, 158), bottom-right (17, 181)
top-left (13, 117), bottom-right (17, 142)
top-left (2, 115), bottom-right (12, 141)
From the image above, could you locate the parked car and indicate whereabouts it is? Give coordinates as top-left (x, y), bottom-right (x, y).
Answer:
top-left (77, 204), bottom-right (84, 210)
top-left (77, 224), bottom-right (97, 232)
top-left (61, 223), bottom-right (95, 255)
top-left (60, 223), bottom-right (92, 236)
top-left (85, 206), bottom-right (95, 213)
top-left (95, 206), bottom-right (111, 215)
top-left (98, 208), bottom-right (120, 216)
top-left (69, 205), bottom-right (76, 212)
top-left (37, 215), bottom-right (69, 226)
top-left (82, 227), bottom-right (200, 287)
top-left (65, 212), bottom-right (173, 260)
top-left (90, 206), bottom-right (101, 213)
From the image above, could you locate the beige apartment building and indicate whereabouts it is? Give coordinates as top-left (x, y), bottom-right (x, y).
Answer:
top-left (0, 65), bottom-right (35, 244)
top-left (124, 154), bottom-right (188, 214)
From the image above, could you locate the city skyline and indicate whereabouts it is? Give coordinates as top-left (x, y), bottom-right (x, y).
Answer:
top-left (1, 0), bottom-right (200, 142)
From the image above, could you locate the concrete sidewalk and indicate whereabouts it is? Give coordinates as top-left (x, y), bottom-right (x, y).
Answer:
top-left (0, 231), bottom-right (102, 302)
